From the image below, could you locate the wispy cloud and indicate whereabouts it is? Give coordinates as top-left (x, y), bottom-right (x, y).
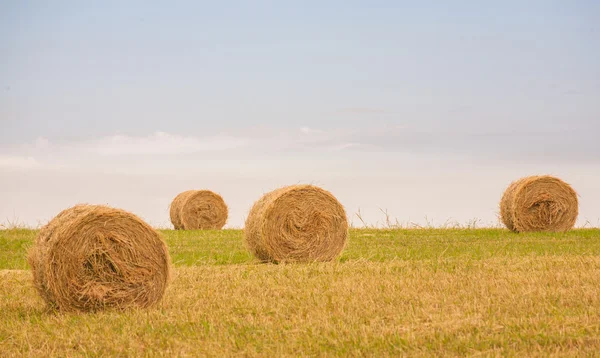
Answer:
top-left (331, 143), bottom-right (361, 151)
top-left (33, 137), bottom-right (50, 149)
top-left (563, 89), bottom-right (583, 95)
top-left (335, 107), bottom-right (389, 115)
top-left (83, 132), bottom-right (253, 155)
top-left (0, 132), bottom-right (256, 173)
top-left (300, 127), bottom-right (324, 135)
top-left (448, 105), bottom-right (473, 114)
top-left (0, 155), bottom-right (38, 169)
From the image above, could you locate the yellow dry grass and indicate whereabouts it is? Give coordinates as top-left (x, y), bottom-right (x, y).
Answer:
top-left (2, 255), bottom-right (600, 356)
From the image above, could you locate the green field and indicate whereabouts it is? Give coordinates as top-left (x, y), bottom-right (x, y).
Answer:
top-left (1, 228), bottom-right (600, 356)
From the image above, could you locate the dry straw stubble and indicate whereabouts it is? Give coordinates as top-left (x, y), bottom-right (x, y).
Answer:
top-left (245, 184), bottom-right (348, 263)
top-left (170, 190), bottom-right (228, 230)
top-left (500, 175), bottom-right (578, 232)
top-left (28, 204), bottom-right (171, 312)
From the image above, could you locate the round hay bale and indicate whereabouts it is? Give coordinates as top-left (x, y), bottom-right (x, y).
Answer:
top-left (499, 175), bottom-right (578, 232)
top-left (28, 204), bottom-right (171, 312)
top-left (499, 178), bottom-right (525, 232)
top-left (244, 184), bottom-right (348, 263)
top-left (169, 190), bottom-right (196, 230)
top-left (169, 190), bottom-right (228, 230)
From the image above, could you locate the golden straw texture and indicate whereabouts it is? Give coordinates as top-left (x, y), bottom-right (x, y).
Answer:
top-left (500, 175), bottom-right (578, 232)
top-left (169, 190), bottom-right (196, 230)
top-left (170, 190), bottom-right (228, 230)
top-left (244, 185), bottom-right (348, 263)
top-left (28, 205), bottom-right (171, 312)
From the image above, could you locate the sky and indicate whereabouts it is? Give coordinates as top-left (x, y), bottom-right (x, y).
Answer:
top-left (1, 1), bottom-right (599, 228)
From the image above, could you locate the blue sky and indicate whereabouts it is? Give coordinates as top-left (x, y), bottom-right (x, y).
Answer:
top-left (1, 1), bottom-right (599, 227)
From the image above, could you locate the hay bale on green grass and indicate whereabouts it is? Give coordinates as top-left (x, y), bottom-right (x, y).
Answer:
top-left (170, 190), bottom-right (228, 230)
top-left (244, 184), bottom-right (348, 263)
top-left (28, 204), bottom-right (171, 312)
top-left (500, 175), bottom-right (578, 232)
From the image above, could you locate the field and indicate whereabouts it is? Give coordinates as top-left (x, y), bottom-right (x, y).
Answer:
top-left (1, 228), bottom-right (600, 356)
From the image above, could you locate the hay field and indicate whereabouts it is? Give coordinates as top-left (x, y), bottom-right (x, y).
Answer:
top-left (1, 228), bottom-right (600, 356)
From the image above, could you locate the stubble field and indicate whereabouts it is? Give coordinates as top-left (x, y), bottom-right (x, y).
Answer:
top-left (1, 228), bottom-right (600, 356)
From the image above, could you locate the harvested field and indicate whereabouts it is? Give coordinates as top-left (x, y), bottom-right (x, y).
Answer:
top-left (1, 228), bottom-right (600, 356)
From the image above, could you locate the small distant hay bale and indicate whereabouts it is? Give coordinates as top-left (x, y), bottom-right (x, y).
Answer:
top-left (28, 205), bottom-right (171, 312)
top-left (169, 190), bottom-right (228, 230)
top-left (500, 175), bottom-right (578, 232)
top-left (169, 190), bottom-right (196, 230)
top-left (244, 184), bottom-right (348, 262)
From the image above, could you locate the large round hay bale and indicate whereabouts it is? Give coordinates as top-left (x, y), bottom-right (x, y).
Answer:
top-left (169, 190), bottom-right (228, 230)
top-left (500, 175), bottom-right (578, 232)
top-left (244, 184), bottom-right (348, 263)
top-left (28, 204), bottom-right (171, 312)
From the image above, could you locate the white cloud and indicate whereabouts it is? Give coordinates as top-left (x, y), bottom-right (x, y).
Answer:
top-left (0, 155), bottom-right (38, 169)
top-left (331, 143), bottom-right (360, 151)
top-left (0, 132), bottom-right (257, 174)
top-left (335, 107), bottom-right (389, 115)
top-left (84, 132), bottom-right (253, 155)
top-left (300, 127), bottom-right (323, 135)
top-left (34, 137), bottom-right (50, 148)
